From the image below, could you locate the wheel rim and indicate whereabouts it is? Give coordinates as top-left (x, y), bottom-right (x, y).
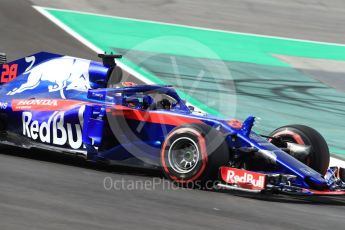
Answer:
top-left (168, 137), bottom-right (200, 174)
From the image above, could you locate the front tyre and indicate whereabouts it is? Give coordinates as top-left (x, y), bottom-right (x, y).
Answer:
top-left (269, 125), bottom-right (329, 175)
top-left (161, 123), bottom-right (230, 187)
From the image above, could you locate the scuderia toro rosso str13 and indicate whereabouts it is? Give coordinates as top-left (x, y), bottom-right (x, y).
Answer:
top-left (1, 52), bottom-right (345, 196)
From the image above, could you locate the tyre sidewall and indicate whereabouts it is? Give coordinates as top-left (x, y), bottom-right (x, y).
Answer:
top-left (161, 127), bottom-right (208, 184)
top-left (161, 123), bottom-right (229, 186)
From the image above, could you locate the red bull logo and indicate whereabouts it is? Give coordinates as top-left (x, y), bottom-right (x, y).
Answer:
top-left (220, 167), bottom-right (266, 189)
top-left (22, 106), bottom-right (85, 149)
top-left (7, 56), bottom-right (91, 98)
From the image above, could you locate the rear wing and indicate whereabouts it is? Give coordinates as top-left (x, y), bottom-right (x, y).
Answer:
top-left (0, 52), bottom-right (122, 88)
top-left (0, 53), bottom-right (6, 65)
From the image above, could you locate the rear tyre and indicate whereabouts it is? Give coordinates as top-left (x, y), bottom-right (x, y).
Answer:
top-left (161, 123), bottom-right (230, 188)
top-left (269, 125), bottom-right (329, 175)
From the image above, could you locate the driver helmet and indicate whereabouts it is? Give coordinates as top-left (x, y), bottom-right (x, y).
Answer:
top-left (160, 99), bottom-right (171, 110)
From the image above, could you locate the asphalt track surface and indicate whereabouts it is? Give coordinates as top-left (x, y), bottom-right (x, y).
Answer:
top-left (1, 1), bottom-right (345, 230)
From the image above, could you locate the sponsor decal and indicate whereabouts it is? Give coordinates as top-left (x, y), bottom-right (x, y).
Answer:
top-left (12, 99), bottom-right (87, 111)
top-left (22, 106), bottom-right (85, 149)
top-left (0, 102), bottom-right (8, 110)
top-left (7, 56), bottom-right (91, 99)
top-left (299, 167), bottom-right (314, 176)
top-left (1, 64), bottom-right (18, 83)
top-left (220, 167), bottom-right (266, 189)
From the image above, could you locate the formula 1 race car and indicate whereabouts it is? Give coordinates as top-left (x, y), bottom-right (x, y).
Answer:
top-left (0, 52), bottom-right (345, 196)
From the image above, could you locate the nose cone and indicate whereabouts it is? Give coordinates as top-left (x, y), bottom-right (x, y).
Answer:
top-left (305, 175), bottom-right (329, 190)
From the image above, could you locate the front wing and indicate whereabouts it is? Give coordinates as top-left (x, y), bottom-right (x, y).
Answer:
top-left (218, 166), bottom-right (345, 196)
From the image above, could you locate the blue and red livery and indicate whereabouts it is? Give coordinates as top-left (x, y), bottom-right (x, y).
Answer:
top-left (0, 51), bottom-right (345, 196)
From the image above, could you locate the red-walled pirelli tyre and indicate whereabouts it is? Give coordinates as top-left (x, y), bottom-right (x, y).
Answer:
top-left (269, 125), bottom-right (329, 175)
top-left (161, 123), bottom-right (230, 187)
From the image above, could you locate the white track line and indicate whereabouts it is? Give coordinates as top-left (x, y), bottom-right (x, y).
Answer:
top-left (33, 5), bottom-right (345, 168)
top-left (33, 5), bottom-right (206, 113)
top-left (330, 157), bottom-right (345, 168)
top-left (34, 5), bottom-right (345, 47)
